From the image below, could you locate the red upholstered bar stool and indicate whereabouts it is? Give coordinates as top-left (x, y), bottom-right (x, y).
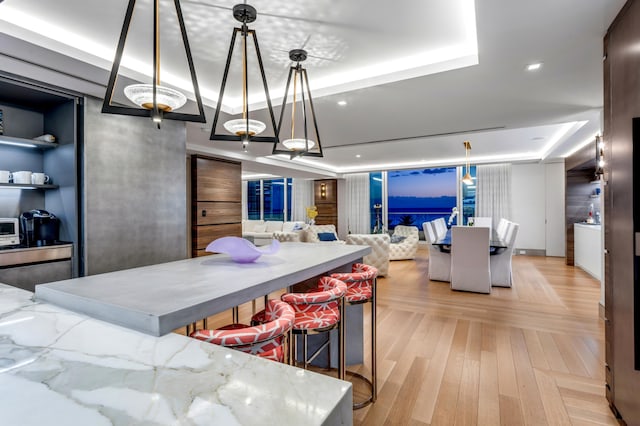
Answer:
top-left (280, 276), bottom-right (347, 379)
top-left (189, 300), bottom-right (294, 362)
top-left (331, 263), bottom-right (379, 409)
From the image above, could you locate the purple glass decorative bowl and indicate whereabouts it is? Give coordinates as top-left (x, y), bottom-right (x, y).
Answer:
top-left (206, 237), bottom-right (280, 263)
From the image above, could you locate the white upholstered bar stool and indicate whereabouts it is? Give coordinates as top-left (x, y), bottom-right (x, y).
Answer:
top-left (450, 226), bottom-right (491, 293)
top-left (423, 221), bottom-right (451, 282)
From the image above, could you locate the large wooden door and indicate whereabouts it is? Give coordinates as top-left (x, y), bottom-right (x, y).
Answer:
top-left (191, 156), bottom-right (242, 257)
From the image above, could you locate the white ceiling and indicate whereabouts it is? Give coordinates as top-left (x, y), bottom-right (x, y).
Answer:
top-left (0, 0), bottom-right (626, 178)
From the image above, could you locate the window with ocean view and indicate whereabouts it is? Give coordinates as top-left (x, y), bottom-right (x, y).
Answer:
top-left (247, 178), bottom-right (292, 221)
top-left (387, 167), bottom-right (457, 231)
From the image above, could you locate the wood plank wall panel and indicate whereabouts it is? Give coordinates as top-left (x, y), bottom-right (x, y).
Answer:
top-left (191, 156), bottom-right (242, 257)
top-left (195, 202), bottom-right (242, 226)
top-left (314, 179), bottom-right (338, 227)
top-left (193, 157), bottom-right (242, 202)
top-left (603, 2), bottom-right (640, 423)
top-left (564, 168), bottom-right (597, 266)
top-left (193, 223), bottom-right (242, 250)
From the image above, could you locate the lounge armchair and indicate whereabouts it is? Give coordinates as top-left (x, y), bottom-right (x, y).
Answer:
top-left (389, 225), bottom-right (419, 260)
top-left (346, 233), bottom-right (390, 277)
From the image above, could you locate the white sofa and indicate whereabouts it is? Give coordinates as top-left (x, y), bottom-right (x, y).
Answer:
top-left (242, 220), bottom-right (306, 245)
top-left (304, 224), bottom-right (344, 244)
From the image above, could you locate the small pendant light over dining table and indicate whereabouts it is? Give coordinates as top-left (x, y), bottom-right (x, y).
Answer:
top-left (102, 0), bottom-right (206, 128)
top-left (209, 4), bottom-right (279, 151)
top-left (272, 49), bottom-right (324, 159)
top-left (461, 140), bottom-right (474, 185)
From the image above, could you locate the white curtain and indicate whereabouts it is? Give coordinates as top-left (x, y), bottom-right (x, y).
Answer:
top-left (345, 173), bottom-right (371, 234)
top-left (241, 180), bottom-right (248, 220)
top-left (476, 164), bottom-right (512, 233)
top-left (291, 178), bottom-right (314, 222)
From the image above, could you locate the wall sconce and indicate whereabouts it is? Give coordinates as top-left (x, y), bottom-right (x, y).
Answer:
top-left (320, 183), bottom-right (327, 199)
top-left (595, 135), bottom-right (605, 176)
top-left (102, 0), bottom-right (206, 127)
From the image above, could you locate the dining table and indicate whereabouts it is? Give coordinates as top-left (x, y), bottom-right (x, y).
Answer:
top-left (432, 228), bottom-right (507, 254)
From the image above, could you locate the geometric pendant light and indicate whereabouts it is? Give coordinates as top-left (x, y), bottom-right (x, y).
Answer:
top-left (102, 0), bottom-right (206, 127)
top-left (461, 140), bottom-right (474, 185)
top-left (209, 4), bottom-right (279, 151)
top-left (272, 49), bottom-right (324, 159)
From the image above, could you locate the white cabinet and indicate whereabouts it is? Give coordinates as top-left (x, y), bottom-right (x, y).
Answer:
top-left (574, 223), bottom-right (602, 280)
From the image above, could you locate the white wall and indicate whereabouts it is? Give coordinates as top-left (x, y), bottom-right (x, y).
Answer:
top-left (511, 162), bottom-right (566, 256)
top-left (512, 163), bottom-right (547, 251)
top-left (544, 162), bottom-right (566, 256)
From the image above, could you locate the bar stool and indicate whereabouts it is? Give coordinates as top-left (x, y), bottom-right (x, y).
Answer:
top-left (280, 276), bottom-right (347, 379)
top-left (189, 299), bottom-right (294, 362)
top-left (331, 263), bottom-right (378, 409)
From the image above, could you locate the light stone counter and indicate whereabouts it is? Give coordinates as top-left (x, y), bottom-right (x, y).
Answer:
top-left (36, 243), bottom-right (370, 336)
top-left (0, 284), bottom-right (352, 425)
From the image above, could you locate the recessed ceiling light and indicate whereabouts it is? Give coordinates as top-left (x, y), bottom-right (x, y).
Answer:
top-left (356, 154), bottom-right (361, 158)
top-left (337, 100), bottom-right (347, 106)
top-left (526, 62), bottom-right (542, 71)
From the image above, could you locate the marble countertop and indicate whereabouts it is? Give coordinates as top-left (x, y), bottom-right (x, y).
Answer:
top-left (0, 284), bottom-right (352, 425)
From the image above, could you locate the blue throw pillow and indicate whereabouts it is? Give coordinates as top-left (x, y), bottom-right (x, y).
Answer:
top-left (292, 223), bottom-right (304, 231)
top-left (317, 232), bottom-right (337, 241)
top-left (390, 235), bottom-right (406, 244)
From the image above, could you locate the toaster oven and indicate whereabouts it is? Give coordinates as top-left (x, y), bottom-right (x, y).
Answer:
top-left (0, 218), bottom-right (20, 246)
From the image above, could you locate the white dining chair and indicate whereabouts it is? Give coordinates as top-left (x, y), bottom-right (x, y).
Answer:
top-left (490, 222), bottom-right (519, 287)
top-left (450, 226), bottom-right (491, 293)
top-left (434, 217), bottom-right (448, 239)
top-left (496, 218), bottom-right (510, 240)
top-left (423, 221), bottom-right (451, 282)
top-left (470, 217), bottom-right (492, 238)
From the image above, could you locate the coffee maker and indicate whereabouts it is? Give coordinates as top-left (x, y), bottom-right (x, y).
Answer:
top-left (20, 209), bottom-right (60, 246)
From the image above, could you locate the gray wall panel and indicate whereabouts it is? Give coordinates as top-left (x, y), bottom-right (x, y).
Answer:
top-left (83, 97), bottom-right (187, 275)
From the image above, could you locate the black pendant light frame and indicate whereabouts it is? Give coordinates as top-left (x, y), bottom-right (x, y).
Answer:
top-left (102, 0), bottom-right (206, 123)
top-left (209, 4), bottom-right (279, 144)
top-left (273, 49), bottom-right (324, 158)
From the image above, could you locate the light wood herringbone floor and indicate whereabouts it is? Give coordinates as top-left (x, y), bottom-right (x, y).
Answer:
top-left (185, 246), bottom-right (617, 426)
top-left (352, 246), bottom-right (615, 426)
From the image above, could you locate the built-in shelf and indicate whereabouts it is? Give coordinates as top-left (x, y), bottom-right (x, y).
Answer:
top-left (0, 183), bottom-right (59, 190)
top-left (0, 135), bottom-right (58, 149)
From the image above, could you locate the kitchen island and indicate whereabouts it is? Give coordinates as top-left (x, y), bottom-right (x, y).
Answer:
top-left (36, 242), bottom-right (370, 336)
top-left (0, 284), bottom-right (352, 425)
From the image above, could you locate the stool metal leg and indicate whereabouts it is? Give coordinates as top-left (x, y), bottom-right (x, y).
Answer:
top-left (232, 306), bottom-right (239, 324)
top-left (372, 277), bottom-right (377, 402)
top-left (339, 296), bottom-right (345, 380)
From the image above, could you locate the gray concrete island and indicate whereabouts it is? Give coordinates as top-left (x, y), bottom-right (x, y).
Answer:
top-left (35, 242), bottom-right (371, 336)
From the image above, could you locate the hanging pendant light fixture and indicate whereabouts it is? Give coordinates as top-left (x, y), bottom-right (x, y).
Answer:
top-left (102, 0), bottom-right (206, 127)
top-left (273, 49), bottom-right (323, 159)
top-left (209, 4), bottom-right (278, 151)
top-left (461, 140), bottom-right (474, 185)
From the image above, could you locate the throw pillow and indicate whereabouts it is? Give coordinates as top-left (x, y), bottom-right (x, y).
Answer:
top-left (292, 223), bottom-right (305, 231)
top-left (317, 232), bottom-right (338, 241)
top-left (390, 235), bottom-right (406, 244)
